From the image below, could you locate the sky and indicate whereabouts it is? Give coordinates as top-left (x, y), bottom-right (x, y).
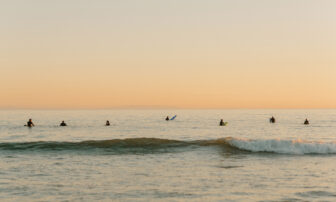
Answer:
top-left (1, 0), bottom-right (336, 109)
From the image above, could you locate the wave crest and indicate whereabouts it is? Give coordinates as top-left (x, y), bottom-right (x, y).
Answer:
top-left (227, 138), bottom-right (336, 155)
top-left (1, 137), bottom-right (336, 155)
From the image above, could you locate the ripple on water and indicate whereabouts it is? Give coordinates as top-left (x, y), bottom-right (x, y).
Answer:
top-left (215, 165), bottom-right (244, 169)
top-left (296, 190), bottom-right (336, 198)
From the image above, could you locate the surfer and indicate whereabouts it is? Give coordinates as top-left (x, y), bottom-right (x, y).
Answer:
top-left (60, 121), bottom-right (67, 126)
top-left (304, 119), bottom-right (309, 125)
top-left (105, 120), bottom-right (110, 126)
top-left (165, 116), bottom-right (169, 121)
top-left (219, 119), bottom-right (225, 126)
top-left (270, 116), bottom-right (275, 123)
top-left (25, 119), bottom-right (35, 127)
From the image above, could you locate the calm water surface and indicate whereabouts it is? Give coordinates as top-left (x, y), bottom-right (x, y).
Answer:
top-left (0, 109), bottom-right (336, 201)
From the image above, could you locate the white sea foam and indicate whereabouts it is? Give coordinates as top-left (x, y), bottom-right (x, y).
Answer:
top-left (227, 138), bottom-right (336, 155)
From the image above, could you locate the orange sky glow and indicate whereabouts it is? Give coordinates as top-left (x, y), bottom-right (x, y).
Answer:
top-left (1, 0), bottom-right (336, 109)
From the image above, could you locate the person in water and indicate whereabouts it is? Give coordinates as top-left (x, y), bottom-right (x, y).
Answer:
top-left (60, 120), bottom-right (67, 126)
top-left (26, 118), bottom-right (35, 127)
top-left (270, 116), bottom-right (276, 123)
top-left (105, 120), bottom-right (110, 126)
top-left (304, 119), bottom-right (309, 125)
top-left (165, 116), bottom-right (169, 121)
top-left (219, 119), bottom-right (225, 126)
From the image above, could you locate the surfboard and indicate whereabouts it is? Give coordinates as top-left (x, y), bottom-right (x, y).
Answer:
top-left (170, 115), bottom-right (177, 120)
top-left (220, 122), bottom-right (228, 126)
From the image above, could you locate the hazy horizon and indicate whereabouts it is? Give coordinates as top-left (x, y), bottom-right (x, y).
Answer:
top-left (1, 106), bottom-right (336, 110)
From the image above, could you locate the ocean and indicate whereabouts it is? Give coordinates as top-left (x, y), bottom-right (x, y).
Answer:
top-left (0, 109), bottom-right (336, 201)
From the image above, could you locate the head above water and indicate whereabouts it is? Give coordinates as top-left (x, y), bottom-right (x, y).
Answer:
top-left (304, 119), bottom-right (309, 124)
top-left (60, 120), bottom-right (67, 126)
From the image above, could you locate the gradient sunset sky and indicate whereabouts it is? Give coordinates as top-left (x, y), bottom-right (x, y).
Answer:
top-left (1, 0), bottom-right (336, 109)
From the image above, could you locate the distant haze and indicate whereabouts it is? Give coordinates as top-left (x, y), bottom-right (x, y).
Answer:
top-left (1, 0), bottom-right (336, 109)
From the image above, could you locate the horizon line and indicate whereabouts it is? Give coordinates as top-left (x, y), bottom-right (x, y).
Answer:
top-left (1, 107), bottom-right (336, 110)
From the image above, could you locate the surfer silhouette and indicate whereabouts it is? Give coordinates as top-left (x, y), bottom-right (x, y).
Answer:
top-left (165, 116), bottom-right (169, 121)
top-left (25, 119), bottom-right (35, 127)
top-left (270, 116), bottom-right (275, 123)
top-left (60, 121), bottom-right (67, 126)
top-left (105, 120), bottom-right (110, 126)
top-left (219, 119), bottom-right (225, 126)
top-left (304, 119), bottom-right (309, 125)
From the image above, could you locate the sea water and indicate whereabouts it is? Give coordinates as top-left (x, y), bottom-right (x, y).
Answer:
top-left (0, 109), bottom-right (336, 201)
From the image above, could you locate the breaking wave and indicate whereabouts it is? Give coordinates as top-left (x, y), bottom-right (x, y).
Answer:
top-left (228, 138), bottom-right (336, 155)
top-left (1, 137), bottom-right (336, 155)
